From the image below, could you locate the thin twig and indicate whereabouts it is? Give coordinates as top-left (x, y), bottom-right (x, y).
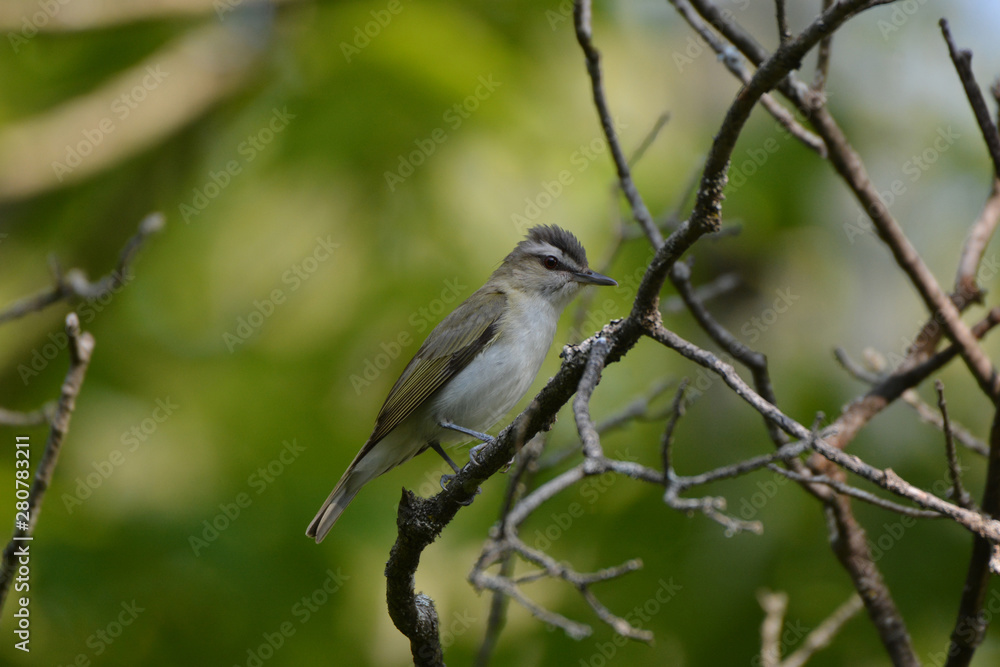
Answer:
top-left (935, 381), bottom-right (975, 510)
top-left (0, 313), bottom-right (95, 612)
top-left (574, 336), bottom-right (610, 460)
top-left (769, 465), bottom-right (943, 519)
top-left (905, 388), bottom-right (989, 458)
top-left (940, 19), bottom-right (1000, 179)
top-left (660, 379), bottom-right (689, 476)
top-left (812, 0), bottom-right (835, 93)
top-left (829, 307), bottom-right (1000, 452)
top-left (511, 542), bottom-right (651, 641)
top-left (0, 213), bottom-right (164, 326)
top-left (954, 180), bottom-right (1000, 304)
top-left (471, 512), bottom-right (650, 642)
top-left (835, 347), bottom-right (990, 457)
top-left (668, 0), bottom-right (826, 156)
top-left (660, 376), bottom-right (764, 534)
top-left (647, 322), bottom-right (1000, 542)
top-left (758, 589), bottom-right (788, 667)
top-left (574, 0), bottom-right (663, 247)
top-left (471, 571), bottom-right (592, 640)
top-left (0, 405), bottom-right (54, 427)
top-left (627, 112), bottom-right (671, 168)
top-left (474, 434), bottom-right (546, 667)
top-left (946, 401), bottom-right (1000, 666)
top-left (774, 0), bottom-right (790, 44)
top-left (678, 440), bottom-right (811, 490)
top-left (570, 112), bottom-right (673, 342)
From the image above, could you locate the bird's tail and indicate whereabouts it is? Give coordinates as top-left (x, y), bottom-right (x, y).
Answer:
top-left (306, 449), bottom-right (378, 543)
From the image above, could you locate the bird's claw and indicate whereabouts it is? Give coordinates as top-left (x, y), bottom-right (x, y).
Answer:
top-left (439, 473), bottom-right (481, 505)
top-left (469, 439), bottom-right (495, 466)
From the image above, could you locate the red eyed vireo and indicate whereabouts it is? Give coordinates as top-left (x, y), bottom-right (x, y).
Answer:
top-left (306, 225), bottom-right (616, 542)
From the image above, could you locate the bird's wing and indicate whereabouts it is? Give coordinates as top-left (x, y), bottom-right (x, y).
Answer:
top-left (365, 289), bottom-right (507, 447)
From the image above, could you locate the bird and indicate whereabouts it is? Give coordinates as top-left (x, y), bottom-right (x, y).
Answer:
top-left (306, 225), bottom-right (617, 542)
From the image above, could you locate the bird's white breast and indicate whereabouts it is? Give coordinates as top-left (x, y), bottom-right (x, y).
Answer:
top-left (428, 293), bottom-right (559, 439)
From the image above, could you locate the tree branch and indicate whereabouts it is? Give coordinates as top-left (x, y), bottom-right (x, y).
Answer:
top-left (936, 380), bottom-right (976, 510)
top-left (667, 0), bottom-right (826, 155)
top-left (946, 400), bottom-right (1000, 666)
top-left (954, 179), bottom-right (1000, 305)
top-left (0, 313), bottom-right (95, 612)
top-left (812, 0), bottom-right (835, 94)
top-left (0, 405), bottom-right (54, 428)
top-left (940, 19), bottom-right (1000, 180)
top-left (647, 322), bottom-right (1000, 543)
top-left (0, 213), bottom-right (163, 325)
top-left (574, 0), bottom-right (662, 248)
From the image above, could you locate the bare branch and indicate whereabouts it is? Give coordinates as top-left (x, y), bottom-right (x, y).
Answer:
top-left (574, 0), bottom-right (662, 248)
top-left (647, 322), bottom-right (1000, 542)
top-left (758, 589), bottom-right (788, 667)
top-left (0, 212), bottom-right (164, 326)
top-left (677, 0), bottom-right (997, 397)
top-left (574, 336), bottom-right (610, 460)
top-left (835, 347), bottom-right (990, 456)
top-left (688, 0), bottom-right (883, 231)
top-left (812, 0), bottom-right (835, 94)
top-left (668, 0), bottom-right (826, 156)
top-left (474, 434), bottom-right (546, 667)
top-left (955, 180), bottom-right (1000, 304)
top-left (661, 378), bottom-right (765, 534)
top-left (770, 464), bottom-right (943, 519)
top-left (813, 106), bottom-right (998, 397)
top-left (627, 112), bottom-right (671, 168)
top-left (830, 307), bottom-right (1000, 453)
top-left (905, 388), bottom-right (989, 458)
top-left (0, 405), bottom-right (54, 428)
top-left (940, 19), bottom-right (1000, 179)
top-left (471, 570), bottom-right (592, 640)
top-left (660, 378), bottom-right (689, 476)
top-left (0, 313), bottom-right (95, 612)
top-left (936, 380), bottom-right (976, 510)
top-left (946, 401), bottom-right (1000, 666)
top-left (774, 0), bottom-right (790, 44)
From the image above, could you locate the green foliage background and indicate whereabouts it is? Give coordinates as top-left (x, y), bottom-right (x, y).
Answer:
top-left (2, 1), bottom-right (1000, 665)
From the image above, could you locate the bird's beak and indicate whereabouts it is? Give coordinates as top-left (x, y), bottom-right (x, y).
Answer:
top-left (573, 269), bottom-right (618, 287)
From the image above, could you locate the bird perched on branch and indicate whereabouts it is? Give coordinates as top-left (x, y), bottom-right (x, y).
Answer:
top-left (307, 225), bottom-right (616, 542)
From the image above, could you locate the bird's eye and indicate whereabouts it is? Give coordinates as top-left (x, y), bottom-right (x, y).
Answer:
top-left (542, 255), bottom-right (559, 270)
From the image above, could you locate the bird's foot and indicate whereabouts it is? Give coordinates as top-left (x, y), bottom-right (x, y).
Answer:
top-left (439, 421), bottom-right (493, 444)
top-left (439, 473), bottom-right (481, 505)
top-left (468, 439), bottom-right (495, 466)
